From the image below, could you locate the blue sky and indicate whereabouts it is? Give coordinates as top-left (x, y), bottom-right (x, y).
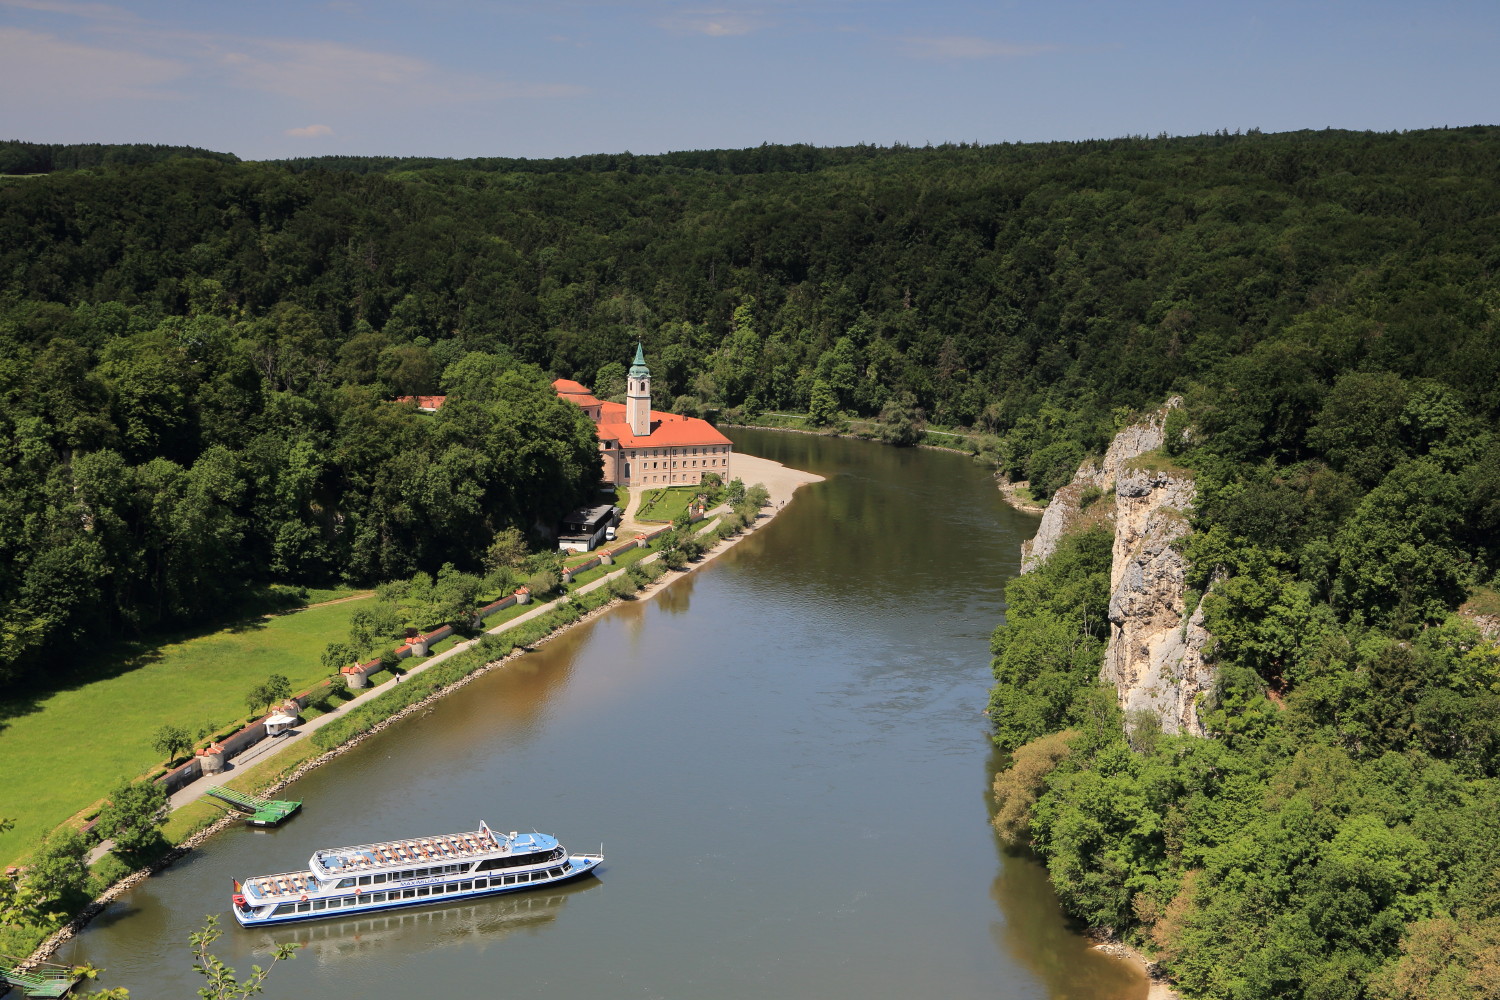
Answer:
top-left (2, 1), bottom-right (1496, 160)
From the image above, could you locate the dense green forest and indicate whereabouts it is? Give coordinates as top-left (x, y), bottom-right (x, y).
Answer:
top-left (0, 140), bottom-right (239, 175)
top-left (3, 128), bottom-right (1496, 669)
top-left (3, 129), bottom-right (1500, 998)
top-left (982, 132), bottom-right (1500, 998)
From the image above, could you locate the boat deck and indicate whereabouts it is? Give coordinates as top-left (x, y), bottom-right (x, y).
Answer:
top-left (247, 869), bottom-right (320, 900)
top-left (315, 828), bottom-right (503, 875)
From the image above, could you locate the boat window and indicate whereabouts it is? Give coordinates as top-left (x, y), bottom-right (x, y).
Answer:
top-left (415, 886), bottom-right (431, 897)
top-left (358, 875), bottom-right (372, 886)
top-left (273, 904), bottom-right (295, 916)
top-left (402, 888), bottom-right (416, 899)
top-left (313, 899), bottom-right (326, 911)
top-left (336, 878), bottom-right (355, 888)
top-left (502, 874), bottom-right (516, 885)
top-left (296, 902), bottom-right (310, 913)
top-left (460, 881), bottom-right (473, 891)
top-left (373, 872), bottom-right (387, 884)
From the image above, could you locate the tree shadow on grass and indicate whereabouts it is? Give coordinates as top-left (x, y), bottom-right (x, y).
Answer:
top-left (0, 587), bottom-right (308, 733)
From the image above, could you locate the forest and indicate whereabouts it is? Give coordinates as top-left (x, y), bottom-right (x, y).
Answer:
top-left (979, 141), bottom-right (1500, 998)
top-left (2, 128), bottom-right (1500, 996)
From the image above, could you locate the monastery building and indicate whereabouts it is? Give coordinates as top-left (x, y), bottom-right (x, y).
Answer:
top-left (554, 345), bottom-right (733, 487)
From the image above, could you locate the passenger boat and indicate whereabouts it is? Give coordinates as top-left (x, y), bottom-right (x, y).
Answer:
top-left (231, 821), bottom-right (602, 926)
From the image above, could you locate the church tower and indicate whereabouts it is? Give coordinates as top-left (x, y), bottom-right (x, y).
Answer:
top-left (626, 343), bottom-right (652, 437)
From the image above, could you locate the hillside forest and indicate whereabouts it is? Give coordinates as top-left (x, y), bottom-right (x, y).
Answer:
top-left (2, 129), bottom-right (1500, 997)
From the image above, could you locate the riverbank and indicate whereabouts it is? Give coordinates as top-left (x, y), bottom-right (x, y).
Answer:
top-left (995, 476), bottom-right (1047, 514)
top-left (20, 453), bottom-right (821, 969)
top-left (1091, 936), bottom-right (1181, 1000)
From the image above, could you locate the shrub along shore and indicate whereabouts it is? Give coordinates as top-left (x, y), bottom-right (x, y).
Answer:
top-left (15, 480), bottom-right (789, 968)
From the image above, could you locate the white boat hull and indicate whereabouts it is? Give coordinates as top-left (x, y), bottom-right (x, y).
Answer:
top-left (233, 853), bottom-right (602, 927)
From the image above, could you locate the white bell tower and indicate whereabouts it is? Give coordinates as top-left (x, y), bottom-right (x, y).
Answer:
top-left (626, 343), bottom-right (652, 437)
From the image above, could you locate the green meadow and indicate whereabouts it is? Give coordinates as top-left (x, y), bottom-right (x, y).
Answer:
top-left (0, 592), bottom-right (371, 864)
top-left (635, 486), bottom-right (702, 523)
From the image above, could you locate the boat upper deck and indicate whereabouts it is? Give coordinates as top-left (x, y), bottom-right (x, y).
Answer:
top-left (314, 828), bottom-right (506, 876)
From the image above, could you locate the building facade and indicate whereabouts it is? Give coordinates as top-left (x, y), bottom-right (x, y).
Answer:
top-left (555, 345), bottom-right (733, 488)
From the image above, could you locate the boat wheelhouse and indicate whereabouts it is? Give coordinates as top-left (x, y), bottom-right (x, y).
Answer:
top-left (231, 822), bottom-right (602, 927)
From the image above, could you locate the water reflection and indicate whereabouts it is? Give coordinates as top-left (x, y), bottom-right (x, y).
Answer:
top-left (246, 885), bottom-right (590, 964)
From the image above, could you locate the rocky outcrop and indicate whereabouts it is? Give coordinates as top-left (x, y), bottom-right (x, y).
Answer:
top-left (1458, 592), bottom-right (1500, 640)
top-left (1021, 398), bottom-right (1181, 572)
top-left (1019, 399), bottom-right (1214, 736)
top-left (1101, 465), bottom-right (1213, 736)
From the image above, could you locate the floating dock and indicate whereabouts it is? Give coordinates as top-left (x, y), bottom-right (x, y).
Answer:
top-left (207, 787), bottom-right (303, 827)
top-left (0, 959), bottom-right (79, 998)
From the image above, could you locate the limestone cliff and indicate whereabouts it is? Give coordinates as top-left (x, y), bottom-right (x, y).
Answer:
top-left (1101, 463), bottom-right (1213, 736)
top-left (1021, 399), bottom-right (1180, 572)
top-left (1020, 399), bottom-right (1215, 736)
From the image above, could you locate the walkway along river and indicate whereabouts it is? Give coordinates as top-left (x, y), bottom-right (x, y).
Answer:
top-left (60, 429), bottom-right (1145, 1000)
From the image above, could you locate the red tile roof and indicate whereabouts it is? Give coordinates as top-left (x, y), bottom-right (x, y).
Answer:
top-left (395, 395), bottom-right (446, 411)
top-left (595, 411), bottom-right (732, 449)
top-left (552, 379), bottom-right (729, 449)
top-left (552, 379), bottom-right (602, 407)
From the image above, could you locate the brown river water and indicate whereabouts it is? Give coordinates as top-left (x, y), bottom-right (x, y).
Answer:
top-left (60, 428), bottom-right (1144, 1000)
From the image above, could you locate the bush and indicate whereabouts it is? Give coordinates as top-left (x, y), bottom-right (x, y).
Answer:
top-left (97, 780), bottom-right (168, 857)
top-left (991, 730), bottom-right (1076, 846)
top-left (525, 567), bottom-right (561, 598)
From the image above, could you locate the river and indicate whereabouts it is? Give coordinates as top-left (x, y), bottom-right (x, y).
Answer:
top-left (60, 429), bottom-right (1144, 1000)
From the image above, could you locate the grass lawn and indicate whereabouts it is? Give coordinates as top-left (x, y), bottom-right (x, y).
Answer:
top-left (0, 590), bottom-right (373, 864)
top-left (1464, 586), bottom-right (1500, 618)
top-left (565, 544), bottom-right (653, 590)
top-left (636, 485), bottom-right (702, 523)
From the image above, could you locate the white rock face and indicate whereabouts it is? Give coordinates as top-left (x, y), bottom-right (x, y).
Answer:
top-left (1018, 398), bottom-right (1214, 736)
top-left (1021, 398), bottom-right (1180, 573)
top-left (1101, 467), bottom-right (1213, 736)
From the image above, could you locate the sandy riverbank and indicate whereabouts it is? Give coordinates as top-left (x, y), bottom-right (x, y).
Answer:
top-left (1092, 937), bottom-right (1182, 1000)
top-left (996, 476), bottom-right (1047, 514)
top-left (626, 452), bottom-right (823, 602)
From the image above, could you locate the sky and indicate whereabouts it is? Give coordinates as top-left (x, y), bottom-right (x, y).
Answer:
top-left (1, 0), bottom-right (1496, 161)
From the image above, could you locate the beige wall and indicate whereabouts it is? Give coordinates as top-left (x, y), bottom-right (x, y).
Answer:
top-left (603, 443), bottom-right (732, 486)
